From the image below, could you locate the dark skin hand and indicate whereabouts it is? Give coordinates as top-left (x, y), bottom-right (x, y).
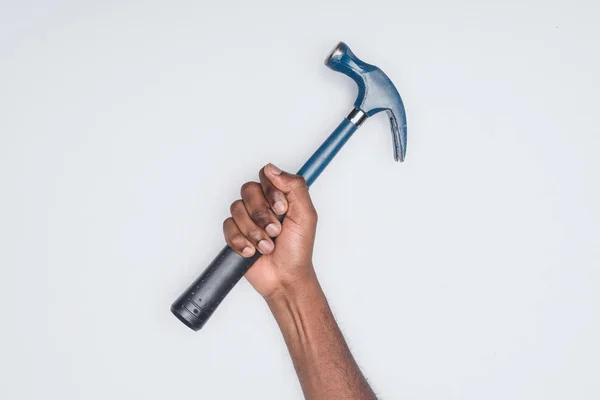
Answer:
top-left (223, 163), bottom-right (377, 400)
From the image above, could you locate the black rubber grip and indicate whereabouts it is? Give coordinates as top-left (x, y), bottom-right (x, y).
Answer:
top-left (171, 245), bottom-right (260, 331)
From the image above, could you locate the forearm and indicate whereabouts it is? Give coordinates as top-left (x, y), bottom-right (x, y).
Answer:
top-left (266, 269), bottom-right (377, 400)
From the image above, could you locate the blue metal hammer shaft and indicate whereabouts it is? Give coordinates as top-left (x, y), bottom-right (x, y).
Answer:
top-left (297, 113), bottom-right (362, 187)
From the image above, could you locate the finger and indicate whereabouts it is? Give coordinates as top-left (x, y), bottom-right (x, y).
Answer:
top-left (229, 199), bottom-right (275, 254)
top-left (259, 167), bottom-right (288, 216)
top-left (240, 181), bottom-right (282, 237)
top-left (263, 163), bottom-right (317, 223)
top-left (223, 217), bottom-right (255, 257)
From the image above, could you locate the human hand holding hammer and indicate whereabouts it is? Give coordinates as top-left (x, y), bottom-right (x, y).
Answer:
top-left (223, 163), bottom-right (318, 299)
top-left (225, 163), bottom-right (378, 400)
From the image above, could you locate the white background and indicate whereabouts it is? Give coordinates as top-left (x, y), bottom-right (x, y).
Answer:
top-left (1, 1), bottom-right (599, 399)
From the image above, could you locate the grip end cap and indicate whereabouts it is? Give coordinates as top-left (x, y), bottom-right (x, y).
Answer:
top-left (171, 304), bottom-right (208, 331)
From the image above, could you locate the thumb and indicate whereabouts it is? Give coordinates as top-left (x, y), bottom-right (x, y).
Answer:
top-left (263, 163), bottom-right (316, 220)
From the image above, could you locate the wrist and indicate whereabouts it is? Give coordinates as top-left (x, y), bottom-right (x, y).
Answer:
top-left (265, 267), bottom-right (323, 308)
top-left (265, 268), bottom-right (329, 352)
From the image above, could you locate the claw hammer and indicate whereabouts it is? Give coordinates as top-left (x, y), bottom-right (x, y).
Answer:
top-left (171, 42), bottom-right (408, 331)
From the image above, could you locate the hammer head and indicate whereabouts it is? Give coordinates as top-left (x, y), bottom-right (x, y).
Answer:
top-left (326, 42), bottom-right (407, 161)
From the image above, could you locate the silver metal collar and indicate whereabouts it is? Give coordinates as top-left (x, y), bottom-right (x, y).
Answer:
top-left (347, 108), bottom-right (368, 126)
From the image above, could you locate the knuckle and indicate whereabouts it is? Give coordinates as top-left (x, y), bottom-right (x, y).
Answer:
top-left (229, 234), bottom-right (246, 248)
top-left (231, 232), bottom-right (246, 247)
top-left (263, 184), bottom-right (274, 197)
top-left (229, 199), bottom-right (243, 215)
top-left (247, 228), bottom-right (264, 240)
top-left (250, 209), bottom-right (270, 223)
top-left (240, 181), bottom-right (260, 198)
top-left (267, 187), bottom-right (282, 201)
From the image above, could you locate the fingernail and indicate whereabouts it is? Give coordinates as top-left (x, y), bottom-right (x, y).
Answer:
top-left (257, 240), bottom-right (274, 254)
top-left (269, 163), bottom-right (282, 175)
top-left (265, 223), bottom-right (280, 237)
top-left (273, 200), bottom-right (286, 215)
top-left (242, 247), bottom-right (254, 257)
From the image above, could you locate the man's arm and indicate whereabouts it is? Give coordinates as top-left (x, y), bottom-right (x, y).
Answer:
top-left (267, 273), bottom-right (377, 400)
top-left (222, 164), bottom-right (376, 400)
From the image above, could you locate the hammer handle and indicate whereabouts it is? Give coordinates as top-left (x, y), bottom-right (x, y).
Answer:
top-left (171, 245), bottom-right (259, 330)
top-left (171, 117), bottom-right (360, 331)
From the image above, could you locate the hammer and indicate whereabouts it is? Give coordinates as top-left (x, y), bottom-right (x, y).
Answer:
top-left (171, 42), bottom-right (407, 331)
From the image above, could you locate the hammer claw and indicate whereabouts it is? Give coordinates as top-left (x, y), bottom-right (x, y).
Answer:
top-left (326, 42), bottom-right (407, 161)
top-left (387, 109), bottom-right (407, 162)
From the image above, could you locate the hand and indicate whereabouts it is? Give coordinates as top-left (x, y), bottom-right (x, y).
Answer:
top-left (223, 163), bottom-right (318, 299)
top-left (223, 164), bottom-right (376, 399)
